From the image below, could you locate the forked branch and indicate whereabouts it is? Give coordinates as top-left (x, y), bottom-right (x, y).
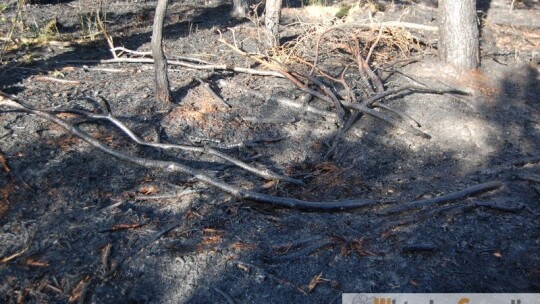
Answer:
top-left (0, 92), bottom-right (376, 211)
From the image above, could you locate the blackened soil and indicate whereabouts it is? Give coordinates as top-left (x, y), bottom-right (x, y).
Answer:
top-left (1, 0), bottom-right (539, 303)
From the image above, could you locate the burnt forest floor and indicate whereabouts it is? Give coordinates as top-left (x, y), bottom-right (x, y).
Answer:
top-left (1, 0), bottom-right (540, 303)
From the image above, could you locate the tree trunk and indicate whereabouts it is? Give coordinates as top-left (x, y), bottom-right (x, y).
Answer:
top-left (231, 0), bottom-right (254, 17)
top-left (438, 0), bottom-right (480, 70)
top-left (265, 0), bottom-right (282, 48)
top-left (151, 0), bottom-right (171, 103)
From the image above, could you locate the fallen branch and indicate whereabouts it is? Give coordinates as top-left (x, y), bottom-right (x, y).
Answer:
top-left (0, 92), bottom-right (377, 211)
top-left (37, 99), bottom-right (303, 186)
top-left (379, 181), bottom-right (504, 215)
top-left (64, 57), bottom-right (284, 78)
top-left (335, 21), bottom-right (438, 32)
top-left (273, 96), bottom-right (337, 121)
top-left (219, 37), bottom-right (437, 137)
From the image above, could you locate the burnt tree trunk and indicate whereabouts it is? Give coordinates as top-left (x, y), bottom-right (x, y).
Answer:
top-left (265, 0), bottom-right (282, 48)
top-left (151, 0), bottom-right (171, 103)
top-left (438, 0), bottom-right (480, 70)
top-left (231, 0), bottom-right (254, 17)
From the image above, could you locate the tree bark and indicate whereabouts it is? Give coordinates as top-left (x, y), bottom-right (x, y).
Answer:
top-left (438, 0), bottom-right (480, 70)
top-left (151, 0), bottom-right (171, 103)
top-left (231, 0), bottom-right (254, 17)
top-left (265, 0), bottom-right (282, 48)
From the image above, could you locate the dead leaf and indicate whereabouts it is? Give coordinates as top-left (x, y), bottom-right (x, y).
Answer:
top-left (138, 185), bottom-right (159, 195)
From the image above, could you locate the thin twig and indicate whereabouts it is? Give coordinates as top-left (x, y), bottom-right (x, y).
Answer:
top-left (125, 220), bottom-right (182, 261)
top-left (135, 189), bottom-right (201, 200)
top-left (273, 97), bottom-right (337, 121)
top-left (64, 57), bottom-right (284, 77)
top-left (241, 116), bottom-right (296, 124)
top-left (372, 102), bottom-right (422, 127)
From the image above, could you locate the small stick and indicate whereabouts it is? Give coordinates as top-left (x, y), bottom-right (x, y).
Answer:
top-left (135, 189), bottom-right (201, 200)
top-left (0, 247), bottom-right (28, 263)
top-left (372, 102), bottom-right (422, 127)
top-left (340, 100), bottom-right (431, 138)
top-left (379, 181), bottom-right (504, 215)
top-left (64, 57), bottom-right (284, 78)
top-left (110, 47), bottom-right (151, 57)
top-left (125, 220), bottom-right (182, 261)
top-left (34, 76), bottom-right (82, 84)
top-left (267, 238), bottom-right (335, 262)
top-left (273, 97), bottom-right (337, 120)
top-left (366, 25), bottom-right (384, 65)
top-left (100, 243), bottom-right (112, 274)
top-left (241, 116), bottom-right (296, 124)
top-left (402, 243), bottom-right (438, 253)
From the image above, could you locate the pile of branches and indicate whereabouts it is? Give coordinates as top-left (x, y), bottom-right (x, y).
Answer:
top-left (0, 21), bottom-right (499, 212)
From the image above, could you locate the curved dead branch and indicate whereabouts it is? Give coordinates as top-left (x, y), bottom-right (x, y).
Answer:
top-left (378, 181), bottom-right (504, 215)
top-left (0, 92), bottom-right (377, 211)
top-left (4, 96), bottom-right (304, 186)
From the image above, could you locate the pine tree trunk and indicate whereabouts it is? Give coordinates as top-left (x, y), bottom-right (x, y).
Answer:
top-left (265, 0), bottom-right (282, 48)
top-left (151, 0), bottom-right (171, 103)
top-left (438, 0), bottom-right (480, 70)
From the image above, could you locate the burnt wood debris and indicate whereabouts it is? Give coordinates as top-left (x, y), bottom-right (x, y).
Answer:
top-left (0, 0), bottom-right (504, 211)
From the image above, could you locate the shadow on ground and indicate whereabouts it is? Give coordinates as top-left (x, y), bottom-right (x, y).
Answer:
top-left (1, 0), bottom-right (540, 303)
